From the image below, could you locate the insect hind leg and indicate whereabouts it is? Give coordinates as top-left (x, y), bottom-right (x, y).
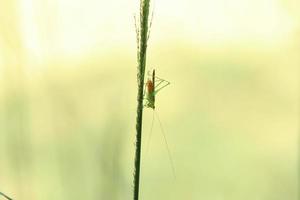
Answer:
top-left (154, 80), bottom-right (170, 95)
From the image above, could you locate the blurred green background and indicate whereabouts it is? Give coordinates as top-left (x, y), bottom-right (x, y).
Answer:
top-left (0, 0), bottom-right (299, 199)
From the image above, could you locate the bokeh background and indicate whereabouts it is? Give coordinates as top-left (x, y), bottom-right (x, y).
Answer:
top-left (0, 0), bottom-right (299, 199)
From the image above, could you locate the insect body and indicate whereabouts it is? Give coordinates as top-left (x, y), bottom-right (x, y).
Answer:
top-left (143, 70), bottom-right (175, 178)
top-left (144, 69), bottom-right (170, 109)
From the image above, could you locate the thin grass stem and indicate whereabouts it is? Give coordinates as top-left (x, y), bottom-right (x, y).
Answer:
top-left (133, 0), bottom-right (151, 200)
top-left (0, 192), bottom-right (13, 200)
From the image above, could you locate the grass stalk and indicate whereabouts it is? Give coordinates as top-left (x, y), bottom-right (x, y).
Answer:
top-left (0, 192), bottom-right (13, 200)
top-left (133, 0), bottom-right (151, 199)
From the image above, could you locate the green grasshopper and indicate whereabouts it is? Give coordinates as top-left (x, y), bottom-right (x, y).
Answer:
top-left (143, 69), bottom-right (175, 178)
top-left (144, 69), bottom-right (170, 109)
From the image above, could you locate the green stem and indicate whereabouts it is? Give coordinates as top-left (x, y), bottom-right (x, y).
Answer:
top-left (0, 192), bottom-right (13, 200)
top-left (133, 0), bottom-right (151, 200)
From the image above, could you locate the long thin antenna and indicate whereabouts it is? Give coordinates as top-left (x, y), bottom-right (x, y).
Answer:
top-left (146, 110), bottom-right (155, 154)
top-left (154, 110), bottom-right (176, 179)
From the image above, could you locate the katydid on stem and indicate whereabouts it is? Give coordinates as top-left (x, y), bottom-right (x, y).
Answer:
top-left (143, 69), bottom-right (175, 178)
top-left (144, 69), bottom-right (170, 109)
